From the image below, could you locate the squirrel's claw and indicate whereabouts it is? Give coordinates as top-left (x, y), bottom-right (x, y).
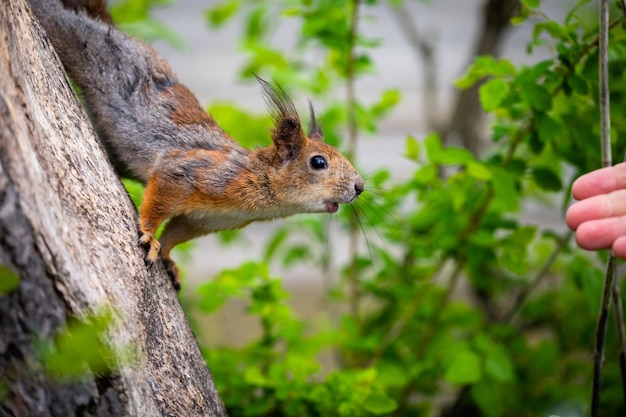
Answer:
top-left (139, 232), bottom-right (160, 265)
top-left (138, 232), bottom-right (181, 290)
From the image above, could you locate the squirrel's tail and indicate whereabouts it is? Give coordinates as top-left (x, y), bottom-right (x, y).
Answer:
top-left (28, 0), bottom-right (125, 89)
top-left (27, 0), bottom-right (181, 181)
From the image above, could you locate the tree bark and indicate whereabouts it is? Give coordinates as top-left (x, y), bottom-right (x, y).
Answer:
top-left (0, 0), bottom-right (227, 416)
top-left (444, 0), bottom-right (520, 155)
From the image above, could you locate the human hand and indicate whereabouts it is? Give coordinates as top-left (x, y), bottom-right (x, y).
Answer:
top-left (566, 162), bottom-right (626, 258)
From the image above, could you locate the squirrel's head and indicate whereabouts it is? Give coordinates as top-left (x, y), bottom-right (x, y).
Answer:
top-left (257, 76), bottom-right (365, 214)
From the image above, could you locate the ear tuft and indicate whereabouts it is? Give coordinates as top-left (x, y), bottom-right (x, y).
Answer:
top-left (255, 75), bottom-right (299, 123)
top-left (308, 101), bottom-right (324, 142)
top-left (255, 75), bottom-right (305, 164)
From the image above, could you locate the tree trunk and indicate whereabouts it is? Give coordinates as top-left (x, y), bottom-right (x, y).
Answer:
top-left (444, 0), bottom-right (520, 155)
top-left (0, 0), bottom-right (227, 416)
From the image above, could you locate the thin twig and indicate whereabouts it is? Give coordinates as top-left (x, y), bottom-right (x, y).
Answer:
top-left (613, 275), bottom-right (626, 405)
top-left (346, 0), bottom-right (361, 325)
top-left (592, 256), bottom-right (617, 416)
top-left (591, 0), bottom-right (614, 415)
top-left (613, 0), bottom-right (626, 394)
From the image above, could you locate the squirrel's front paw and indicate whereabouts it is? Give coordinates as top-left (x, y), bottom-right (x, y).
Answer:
top-left (139, 232), bottom-right (161, 265)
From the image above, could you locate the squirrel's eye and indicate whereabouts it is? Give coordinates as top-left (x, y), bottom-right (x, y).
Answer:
top-left (310, 155), bottom-right (328, 170)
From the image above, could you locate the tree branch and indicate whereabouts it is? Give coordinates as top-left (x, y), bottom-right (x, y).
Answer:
top-left (0, 1), bottom-right (226, 415)
top-left (591, 0), bottom-right (615, 415)
top-left (387, 1), bottom-right (439, 132)
top-left (346, 0), bottom-right (362, 327)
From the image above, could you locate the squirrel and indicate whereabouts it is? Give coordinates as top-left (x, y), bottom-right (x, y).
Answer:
top-left (27, 0), bottom-right (365, 288)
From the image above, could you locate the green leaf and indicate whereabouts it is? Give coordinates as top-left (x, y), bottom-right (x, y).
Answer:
top-left (479, 79), bottom-right (509, 111)
top-left (205, 0), bottom-right (241, 27)
top-left (566, 73), bottom-right (589, 95)
top-left (536, 113), bottom-right (563, 143)
top-left (499, 226), bottom-right (536, 274)
top-left (438, 147), bottom-right (474, 165)
top-left (284, 245), bottom-right (312, 266)
top-left (264, 227), bottom-right (289, 261)
top-left (467, 162), bottom-right (493, 181)
top-left (281, 7), bottom-right (301, 17)
top-left (377, 362), bottom-right (410, 388)
top-left (534, 21), bottom-right (568, 41)
top-left (455, 57), bottom-right (516, 89)
top-left (405, 135), bottom-right (419, 161)
top-left (532, 166), bottom-right (562, 191)
top-left (371, 89), bottom-right (401, 118)
top-left (424, 132), bottom-right (444, 162)
top-left (511, 5), bottom-right (532, 25)
top-left (485, 345), bottom-right (515, 382)
top-left (522, 0), bottom-right (540, 8)
top-left (445, 350), bottom-right (482, 385)
top-left (244, 7), bottom-right (269, 43)
top-left (519, 83), bottom-right (552, 111)
top-left (0, 265), bottom-right (20, 294)
top-left (362, 392), bottom-right (398, 415)
top-left (472, 379), bottom-right (505, 417)
top-left (526, 130), bottom-right (544, 154)
top-left (491, 168), bottom-right (518, 211)
top-left (38, 312), bottom-right (117, 380)
top-left (413, 164), bottom-right (438, 186)
top-left (244, 366), bottom-right (269, 386)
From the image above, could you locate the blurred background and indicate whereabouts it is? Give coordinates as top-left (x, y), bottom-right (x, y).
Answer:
top-left (113, 0), bottom-right (626, 416)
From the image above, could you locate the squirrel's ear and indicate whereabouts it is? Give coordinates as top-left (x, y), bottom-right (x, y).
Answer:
top-left (273, 117), bottom-right (304, 163)
top-left (256, 75), bottom-right (305, 163)
top-left (308, 101), bottom-right (324, 142)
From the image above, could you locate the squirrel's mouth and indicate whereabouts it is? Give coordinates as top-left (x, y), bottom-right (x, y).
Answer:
top-left (325, 201), bottom-right (339, 213)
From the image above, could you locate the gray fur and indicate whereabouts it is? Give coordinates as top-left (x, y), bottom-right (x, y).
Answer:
top-left (28, 0), bottom-right (227, 183)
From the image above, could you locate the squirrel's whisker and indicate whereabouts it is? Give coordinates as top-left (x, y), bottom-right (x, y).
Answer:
top-left (352, 201), bottom-right (391, 256)
top-left (350, 205), bottom-right (374, 264)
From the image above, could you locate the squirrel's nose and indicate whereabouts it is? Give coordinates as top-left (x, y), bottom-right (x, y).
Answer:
top-left (354, 178), bottom-right (365, 196)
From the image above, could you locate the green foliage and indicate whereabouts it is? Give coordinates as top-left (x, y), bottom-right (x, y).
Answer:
top-left (0, 265), bottom-right (20, 294)
top-left (186, 0), bottom-right (626, 414)
top-left (111, 0), bottom-right (184, 46)
top-left (36, 311), bottom-right (120, 380)
top-left (207, 102), bottom-right (272, 148)
top-left (121, 178), bottom-right (144, 209)
top-left (197, 262), bottom-right (399, 416)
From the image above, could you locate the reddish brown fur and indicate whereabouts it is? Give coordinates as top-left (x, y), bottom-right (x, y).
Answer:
top-left (164, 84), bottom-right (214, 127)
top-left (61, 0), bottom-right (111, 23)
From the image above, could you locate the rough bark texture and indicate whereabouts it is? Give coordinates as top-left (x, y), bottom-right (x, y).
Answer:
top-left (0, 0), bottom-right (227, 416)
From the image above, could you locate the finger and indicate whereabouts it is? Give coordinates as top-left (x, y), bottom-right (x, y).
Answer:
top-left (572, 162), bottom-right (626, 200)
top-left (613, 236), bottom-right (626, 260)
top-left (574, 215), bottom-right (626, 251)
top-left (566, 189), bottom-right (626, 230)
